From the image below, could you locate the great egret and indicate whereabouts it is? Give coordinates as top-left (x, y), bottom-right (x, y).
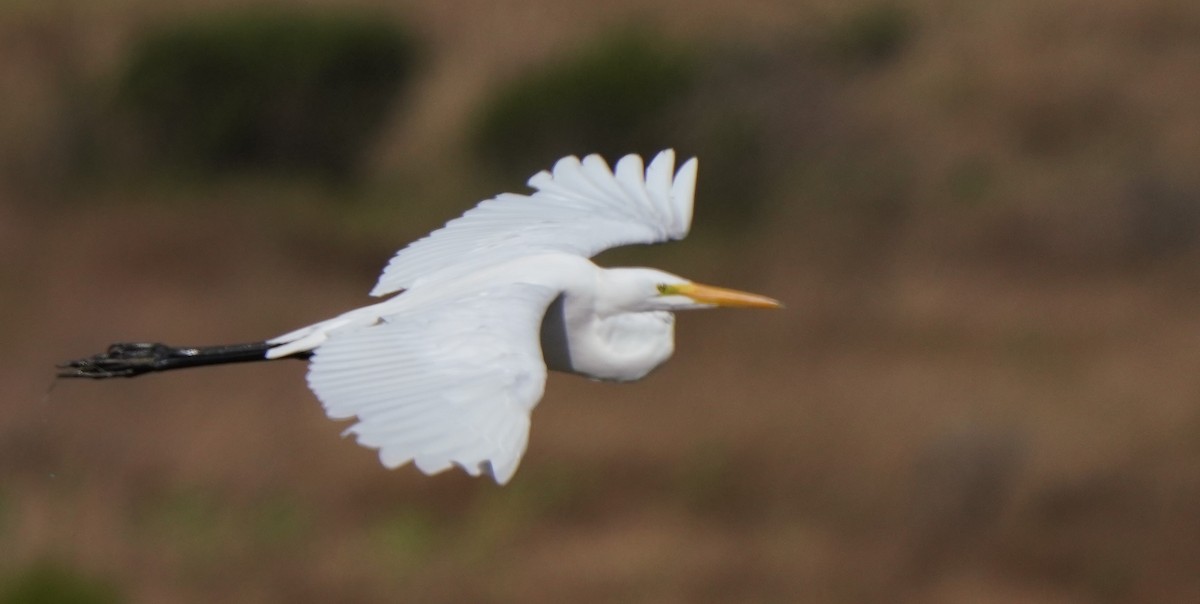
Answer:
top-left (60, 150), bottom-right (780, 484)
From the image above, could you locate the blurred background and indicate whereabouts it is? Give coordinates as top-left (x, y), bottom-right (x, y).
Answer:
top-left (3, 0), bottom-right (1200, 602)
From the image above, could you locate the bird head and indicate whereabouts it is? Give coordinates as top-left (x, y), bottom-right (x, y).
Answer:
top-left (602, 267), bottom-right (782, 313)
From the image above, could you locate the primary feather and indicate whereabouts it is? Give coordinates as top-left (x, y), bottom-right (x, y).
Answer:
top-left (369, 150), bottom-right (696, 296)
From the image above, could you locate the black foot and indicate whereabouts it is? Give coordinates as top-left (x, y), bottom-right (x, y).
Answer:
top-left (57, 342), bottom-right (176, 378)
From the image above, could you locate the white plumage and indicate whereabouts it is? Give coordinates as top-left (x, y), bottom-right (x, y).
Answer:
top-left (266, 150), bottom-right (778, 484)
top-left (308, 283), bottom-right (556, 484)
top-left (370, 151), bottom-right (695, 295)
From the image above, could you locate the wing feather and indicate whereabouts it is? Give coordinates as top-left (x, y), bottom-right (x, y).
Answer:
top-left (306, 283), bottom-right (559, 484)
top-left (369, 150), bottom-right (697, 296)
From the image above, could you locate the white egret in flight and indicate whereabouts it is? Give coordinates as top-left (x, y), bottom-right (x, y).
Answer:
top-left (60, 150), bottom-right (780, 484)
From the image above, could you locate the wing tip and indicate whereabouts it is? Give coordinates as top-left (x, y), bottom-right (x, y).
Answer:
top-left (671, 155), bottom-right (698, 236)
top-left (373, 450), bottom-right (520, 484)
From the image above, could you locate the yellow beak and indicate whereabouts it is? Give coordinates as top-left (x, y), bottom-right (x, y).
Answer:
top-left (675, 282), bottom-right (782, 309)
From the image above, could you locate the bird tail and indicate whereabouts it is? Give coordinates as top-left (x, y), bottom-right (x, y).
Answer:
top-left (57, 341), bottom-right (310, 379)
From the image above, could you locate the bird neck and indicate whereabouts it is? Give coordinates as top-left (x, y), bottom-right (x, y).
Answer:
top-left (541, 291), bottom-right (676, 382)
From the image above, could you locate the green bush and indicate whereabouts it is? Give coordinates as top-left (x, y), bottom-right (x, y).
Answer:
top-left (472, 29), bottom-right (697, 178)
top-left (825, 4), bottom-right (914, 67)
top-left (0, 561), bottom-right (121, 604)
top-left (117, 10), bottom-right (417, 180)
top-left (471, 30), bottom-right (780, 235)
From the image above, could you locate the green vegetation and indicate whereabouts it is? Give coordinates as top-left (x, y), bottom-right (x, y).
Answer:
top-left (472, 28), bottom-right (779, 232)
top-left (946, 156), bottom-right (995, 206)
top-left (0, 561), bottom-right (122, 604)
top-left (0, 489), bottom-right (10, 540)
top-left (370, 506), bottom-right (440, 568)
top-left (135, 485), bottom-right (227, 560)
top-left (248, 493), bottom-right (311, 547)
top-left (472, 29), bottom-right (696, 179)
top-left (676, 443), bottom-right (743, 515)
top-left (824, 4), bottom-right (915, 67)
top-left (681, 109), bottom-right (771, 231)
top-left (117, 10), bottom-right (417, 181)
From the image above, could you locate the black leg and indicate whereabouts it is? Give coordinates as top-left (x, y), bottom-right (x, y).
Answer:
top-left (57, 341), bottom-right (309, 379)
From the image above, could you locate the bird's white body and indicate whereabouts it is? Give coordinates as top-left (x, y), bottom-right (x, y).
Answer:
top-left (264, 151), bottom-right (777, 484)
top-left (269, 254), bottom-right (677, 381)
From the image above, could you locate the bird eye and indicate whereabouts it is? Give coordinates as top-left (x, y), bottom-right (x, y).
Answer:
top-left (656, 284), bottom-right (671, 295)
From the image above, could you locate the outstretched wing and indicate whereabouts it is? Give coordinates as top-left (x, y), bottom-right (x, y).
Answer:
top-left (306, 283), bottom-right (561, 484)
top-left (370, 150), bottom-right (697, 296)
